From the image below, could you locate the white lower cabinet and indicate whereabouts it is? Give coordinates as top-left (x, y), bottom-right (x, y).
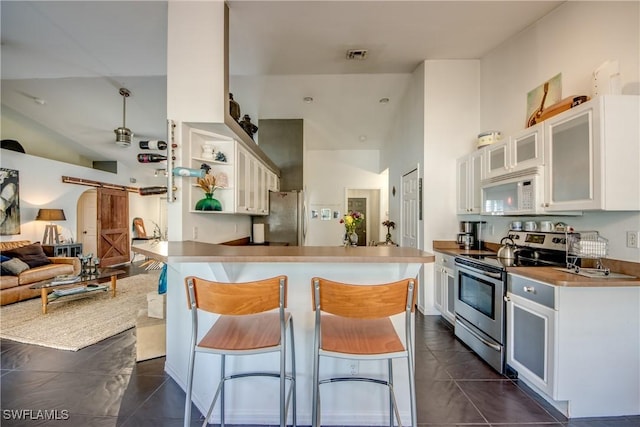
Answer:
top-left (507, 273), bottom-right (640, 418)
top-left (506, 275), bottom-right (557, 398)
top-left (434, 252), bottom-right (456, 325)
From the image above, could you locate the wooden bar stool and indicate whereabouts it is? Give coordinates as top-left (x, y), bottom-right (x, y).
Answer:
top-left (183, 275), bottom-right (296, 427)
top-left (311, 277), bottom-right (417, 427)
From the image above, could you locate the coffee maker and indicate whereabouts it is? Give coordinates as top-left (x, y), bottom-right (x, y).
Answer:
top-left (457, 221), bottom-right (483, 250)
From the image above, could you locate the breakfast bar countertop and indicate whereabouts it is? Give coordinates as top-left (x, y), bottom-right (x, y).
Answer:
top-left (131, 240), bottom-right (435, 264)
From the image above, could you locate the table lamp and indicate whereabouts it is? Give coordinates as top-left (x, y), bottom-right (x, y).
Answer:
top-left (36, 209), bottom-right (66, 245)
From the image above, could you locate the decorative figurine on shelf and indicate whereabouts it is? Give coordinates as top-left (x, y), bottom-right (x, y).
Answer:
top-left (382, 220), bottom-right (396, 245)
top-left (201, 143), bottom-right (214, 159)
top-left (239, 114), bottom-right (258, 140)
top-left (215, 151), bottom-right (227, 162)
top-left (229, 93), bottom-right (241, 121)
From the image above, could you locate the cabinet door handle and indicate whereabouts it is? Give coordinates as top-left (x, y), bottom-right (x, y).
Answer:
top-left (523, 286), bottom-right (536, 293)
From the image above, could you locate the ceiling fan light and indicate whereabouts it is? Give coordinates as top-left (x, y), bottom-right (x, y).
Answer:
top-left (114, 126), bottom-right (133, 147)
top-left (114, 87), bottom-right (133, 147)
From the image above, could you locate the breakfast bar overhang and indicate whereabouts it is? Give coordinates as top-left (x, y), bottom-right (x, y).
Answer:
top-left (134, 241), bottom-right (434, 426)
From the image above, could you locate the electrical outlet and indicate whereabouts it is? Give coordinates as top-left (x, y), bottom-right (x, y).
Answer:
top-left (627, 231), bottom-right (640, 248)
top-left (347, 361), bottom-right (358, 376)
top-left (193, 226), bottom-right (198, 240)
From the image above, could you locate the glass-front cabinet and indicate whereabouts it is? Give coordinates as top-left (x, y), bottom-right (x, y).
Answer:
top-left (456, 149), bottom-right (484, 214)
top-left (544, 95), bottom-right (639, 211)
top-left (183, 125), bottom-right (277, 216)
top-left (485, 123), bottom-right (544, 180)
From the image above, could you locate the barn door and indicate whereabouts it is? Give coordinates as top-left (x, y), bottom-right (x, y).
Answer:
top-left (97, 188), bottom-right (130, 267)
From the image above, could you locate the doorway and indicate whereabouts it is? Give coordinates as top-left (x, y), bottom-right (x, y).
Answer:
top-left (346, 189), bottom-right (381, 246)
top-left (76, 188), bottom-right (131, 266)
top-left (77, 189), bottom-right (97, 255)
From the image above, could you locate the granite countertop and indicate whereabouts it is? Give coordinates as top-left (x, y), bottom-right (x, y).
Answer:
top-left (131, 240), bottom-right (435, 264)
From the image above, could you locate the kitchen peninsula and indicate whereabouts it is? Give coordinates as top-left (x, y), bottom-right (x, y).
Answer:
top-left (133, 241), bottom-right (434, 425)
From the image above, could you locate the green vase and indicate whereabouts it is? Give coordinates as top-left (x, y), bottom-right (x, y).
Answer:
top-left (195, 193), bottom-right (222, 211)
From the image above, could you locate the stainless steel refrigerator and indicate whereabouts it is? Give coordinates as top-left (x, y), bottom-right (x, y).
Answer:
top-left (253, 190), bottom-right (306, 246)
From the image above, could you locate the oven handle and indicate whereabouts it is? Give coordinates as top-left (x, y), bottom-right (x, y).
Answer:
top-left (455, 318), bottom-right (502, 352)
top-left (455, 262), bottom-right (503, 281)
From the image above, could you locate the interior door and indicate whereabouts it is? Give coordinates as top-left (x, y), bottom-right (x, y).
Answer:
top-left (97, 188), bottom-right (130, 267)
top-left (401, 169), bottom-right (419, 248)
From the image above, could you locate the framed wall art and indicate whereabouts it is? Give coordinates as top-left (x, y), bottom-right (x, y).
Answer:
top-left (0, 168), bottom-right (20, 235)
top-left (526, 73), bottom-right (562, 127)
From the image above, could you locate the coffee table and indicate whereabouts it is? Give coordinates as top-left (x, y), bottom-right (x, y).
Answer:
top-left (29, 269), bottom-right (126, 314)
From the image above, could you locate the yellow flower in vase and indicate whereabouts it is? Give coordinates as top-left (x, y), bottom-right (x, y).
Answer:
top-left (340, 211), bottom-right (364, 246)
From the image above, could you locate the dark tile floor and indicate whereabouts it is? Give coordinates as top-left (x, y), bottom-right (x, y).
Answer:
top-left (2, 281), bottom-right (638, 426)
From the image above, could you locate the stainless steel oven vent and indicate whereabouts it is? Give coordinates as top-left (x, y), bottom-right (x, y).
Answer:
top-left (346, 49), bottom-right (368, 60)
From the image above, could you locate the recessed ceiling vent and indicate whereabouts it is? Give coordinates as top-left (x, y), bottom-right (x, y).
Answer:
top-left (346, 49), bottom-right (368, 60)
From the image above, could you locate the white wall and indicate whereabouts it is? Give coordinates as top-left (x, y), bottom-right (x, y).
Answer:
top-left (0, 149), bottom-right (163, 247)
top-left (382, 62), bottom-right (426, 241)
top-left (481, 1), bottom-right (639, 135)
top-left (478, 1), bottom-right (640, 262)
top-left (304, 149), bottom-right (385, 246)
top-left (423, 60), bottom-right (481, 251)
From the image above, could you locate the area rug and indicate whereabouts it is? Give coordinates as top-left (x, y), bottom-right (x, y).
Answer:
top-left (0, 272), bottom-right (160, 351)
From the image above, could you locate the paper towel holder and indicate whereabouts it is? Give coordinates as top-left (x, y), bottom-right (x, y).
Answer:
top-left (253, 223), bottom-right (266, 244)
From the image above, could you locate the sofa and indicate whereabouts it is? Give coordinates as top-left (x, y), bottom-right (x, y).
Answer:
top-left (0, 240), bottom-right (81, 305)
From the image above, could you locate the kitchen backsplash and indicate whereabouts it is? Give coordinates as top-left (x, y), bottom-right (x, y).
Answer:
top-left (475, 210), bottom-right (640, 263)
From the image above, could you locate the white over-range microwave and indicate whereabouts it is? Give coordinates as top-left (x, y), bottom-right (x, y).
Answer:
top-left (481, 168), bottom-right (543, 215)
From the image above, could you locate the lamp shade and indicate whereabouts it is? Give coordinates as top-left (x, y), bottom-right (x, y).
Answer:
top-left (36, 209), bottom-right (66, 221)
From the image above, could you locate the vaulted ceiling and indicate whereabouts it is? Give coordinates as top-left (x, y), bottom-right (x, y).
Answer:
top-left (1, 1), bottom-right (563, 176)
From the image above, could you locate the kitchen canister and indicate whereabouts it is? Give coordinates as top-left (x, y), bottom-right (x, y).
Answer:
top-left (477, 131), bottom-right (503, 149)
top-left (540, 221), bottom-right (554, 232)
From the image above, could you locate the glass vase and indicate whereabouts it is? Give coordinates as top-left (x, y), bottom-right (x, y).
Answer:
top-left (195, 193), bottom-right (222, 211)
top-left (349, 231), bottom-right (358, 247)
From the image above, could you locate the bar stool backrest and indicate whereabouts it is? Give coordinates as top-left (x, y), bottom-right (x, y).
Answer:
top-left (311, 277), bottom-right (416, 318)
top-left (186, 275), bottom-right (287, 315)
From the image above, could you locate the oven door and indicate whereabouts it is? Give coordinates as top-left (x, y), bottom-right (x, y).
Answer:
top-left (454, 262), bottom-right (505, 344)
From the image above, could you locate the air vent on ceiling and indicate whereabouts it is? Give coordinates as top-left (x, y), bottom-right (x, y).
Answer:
top-left (346, 49), bottom-right (368, 60)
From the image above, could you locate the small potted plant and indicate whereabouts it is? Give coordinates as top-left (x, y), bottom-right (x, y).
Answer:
top-left (382, 220), bottom-right (396, 245)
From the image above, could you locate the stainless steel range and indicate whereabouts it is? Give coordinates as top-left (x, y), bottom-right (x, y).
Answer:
top-left (453, 230), bottom-right (568, 374)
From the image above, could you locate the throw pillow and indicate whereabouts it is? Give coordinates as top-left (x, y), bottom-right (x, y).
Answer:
top-left (1, 258), bottom-right (30, 275)
top-left (3, 242), bottom-right (51, 268)
top-left (0, 255), bottom-right (11, 263)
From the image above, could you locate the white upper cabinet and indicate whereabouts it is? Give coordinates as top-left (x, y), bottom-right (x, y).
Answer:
top-left (457, 149), bottom-right (484, 214)
top-left (544, 95), bottom-right (639, 211)
top-left (485, 123), bottom-right (544, 180)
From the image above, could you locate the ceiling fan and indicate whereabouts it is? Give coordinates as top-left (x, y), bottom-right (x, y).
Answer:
top-left (114, 87), bottom-right (133, 147)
